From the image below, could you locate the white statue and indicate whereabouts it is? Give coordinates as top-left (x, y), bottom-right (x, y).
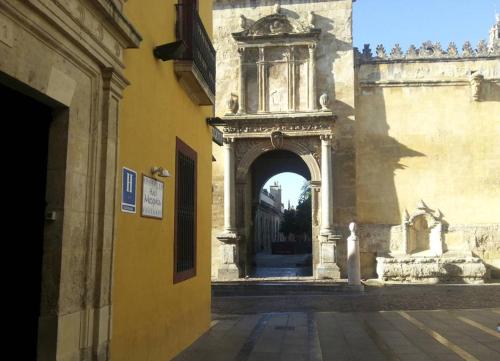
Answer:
top-left (319, 92), bottom-right (330, 111)
top-left (274, 3), bottom-right (281, 14)
top-left (347, 222), bottom-right (361, 286)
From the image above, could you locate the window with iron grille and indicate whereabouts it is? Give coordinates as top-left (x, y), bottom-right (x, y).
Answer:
top-left (174, 138), bottom-right (197, 283)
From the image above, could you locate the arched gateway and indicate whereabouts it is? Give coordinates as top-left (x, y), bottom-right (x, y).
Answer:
top-left (211, 2), bottom-right (354, 281)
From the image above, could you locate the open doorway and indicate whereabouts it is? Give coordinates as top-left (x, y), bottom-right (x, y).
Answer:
top-left (1, 81), bottom-right (53, 357)
top-left (252, 173), bottom-right (313, 277)
top-left (246, 150), bottom-right (313, 278)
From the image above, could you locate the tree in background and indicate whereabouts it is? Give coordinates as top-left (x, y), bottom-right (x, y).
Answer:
top-left (279, 181), bottom-right (311, 240)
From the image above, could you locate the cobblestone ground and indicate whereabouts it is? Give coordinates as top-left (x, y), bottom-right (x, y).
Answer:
top-left (174, 285), bottom-right (500, 361)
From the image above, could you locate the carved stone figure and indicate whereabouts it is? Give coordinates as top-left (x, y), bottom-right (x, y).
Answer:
top-left (270, 130), bottom-right (284, 149)
top-left (274, 3), bottom-right (281, 15)
top-left (308, 11), bottom-right (315, 29)
top-left (319, 92), bottom-right (330, 111)
top-left (226, 93), bottom-right (239, 114)
top-left (469, 72), bottom-right (484, 102)
top-left (239, 14), bottom-right (247, 30)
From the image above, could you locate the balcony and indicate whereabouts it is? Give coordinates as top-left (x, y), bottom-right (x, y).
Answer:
top-left (174, 3), bottom-right (215, 105)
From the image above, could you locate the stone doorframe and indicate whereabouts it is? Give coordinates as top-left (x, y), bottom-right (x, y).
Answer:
top-left (217, 121), bottom-right (341, 280)
top-left (0, 1), bottom-right (141, 360)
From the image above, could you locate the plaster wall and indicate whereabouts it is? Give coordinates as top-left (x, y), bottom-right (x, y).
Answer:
top-left (111, 1), bottom-right (213, 360)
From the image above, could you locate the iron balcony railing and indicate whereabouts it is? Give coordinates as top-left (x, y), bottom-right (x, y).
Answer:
top-left (175, 4), bottom-right (216, 96)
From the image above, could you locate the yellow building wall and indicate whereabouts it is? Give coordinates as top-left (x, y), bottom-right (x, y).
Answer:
top-left (111, 1), bottom-right (213, 360)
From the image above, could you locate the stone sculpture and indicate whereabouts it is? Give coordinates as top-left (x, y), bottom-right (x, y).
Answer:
top-left (319, 93), bottom-right (330, 111)
top-left (226, 93), bottom-right (239, 114)
top-left (469, 72), bottom-right (484, 102)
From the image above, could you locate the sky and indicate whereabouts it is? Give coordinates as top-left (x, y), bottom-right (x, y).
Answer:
top-left (263, 173), bottom-right (307, 208)
top-left (353, 0), bottom-right (499, 51)
top-left (263, 0), bottom-right (499, 208)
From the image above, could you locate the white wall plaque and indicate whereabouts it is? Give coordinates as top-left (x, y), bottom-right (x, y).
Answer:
top-left (141, 175), bottom-right (164, 219)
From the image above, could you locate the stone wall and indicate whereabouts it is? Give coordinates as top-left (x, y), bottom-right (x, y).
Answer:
top-left (0, 0), bottom-right (140, 359)
top-left (355, 54), bottom-right (500, 278)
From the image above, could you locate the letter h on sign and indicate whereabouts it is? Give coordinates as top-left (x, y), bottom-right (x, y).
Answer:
top-left (122, 167), bottom-right (137, 213)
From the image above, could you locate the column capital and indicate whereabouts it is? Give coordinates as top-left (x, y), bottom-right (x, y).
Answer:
top-left (320, 134), bottom-right (334, 141)
top-left (308, 43), bottom-right (317, 51)
top-left (237, 47), bottom-right (246, 56)
top-left (223, 137), bottom-right (236, 145)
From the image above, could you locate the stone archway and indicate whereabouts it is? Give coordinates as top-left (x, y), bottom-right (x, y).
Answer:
top-left (242, 148), bottom-right (313, 277)
top-left (215, 132), bottom-right (341, 280)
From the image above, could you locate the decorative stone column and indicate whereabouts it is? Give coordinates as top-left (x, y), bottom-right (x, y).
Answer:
top-left (257, 47), bottom-right (268, 113)
top-left (308, 43), bottom-right (317, 111)
top-left (237, 47), bottom-right (247, 114)
top-left (316, 134), bottom-right (340, 279)
top-left (320, 134), bottom-right (334, 235)
top-left (347, 222), bottom-right (363, 290)
top-left (217, 137), bottom-right (240, 279)
top-left (288, 46), bottom-right (296, 112)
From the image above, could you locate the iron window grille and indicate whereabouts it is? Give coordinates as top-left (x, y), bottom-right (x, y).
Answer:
top-left (174, 138), bottom-right (197, 283)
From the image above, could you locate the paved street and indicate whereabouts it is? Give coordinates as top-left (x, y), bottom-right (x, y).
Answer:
top-left (175, 285), bottom-right (500, 361)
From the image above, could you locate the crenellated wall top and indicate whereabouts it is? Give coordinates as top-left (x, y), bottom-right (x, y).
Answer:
top-left (356, 40), bottom-right (499, 64)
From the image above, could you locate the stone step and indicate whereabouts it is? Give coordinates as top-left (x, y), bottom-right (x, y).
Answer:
top-left (212, 281), bottom-right (364, 297)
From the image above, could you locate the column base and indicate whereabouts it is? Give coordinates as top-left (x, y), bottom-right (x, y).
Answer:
top-left (217, 231), bottom-right (240, 244)
top-left (217, 264), bottom-right (241, 280)
top-left (346, 284), bottom-right (365, 292)
top-left (316, 263), bottom-right (341, 280)
top-left (217, 241), bottom-right (241, 280)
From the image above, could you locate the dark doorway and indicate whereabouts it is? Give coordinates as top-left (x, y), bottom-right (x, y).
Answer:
top-left (1, 81), bottom-right (52, 358)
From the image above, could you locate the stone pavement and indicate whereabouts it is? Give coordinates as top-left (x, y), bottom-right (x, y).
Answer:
top-left (175, 309), bottom-right (500, 361)
top-left (174, 285), bottom-right (500, 361)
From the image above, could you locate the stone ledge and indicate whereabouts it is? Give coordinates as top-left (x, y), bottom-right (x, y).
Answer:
top-left (376, 255), bottom-right (488, 284)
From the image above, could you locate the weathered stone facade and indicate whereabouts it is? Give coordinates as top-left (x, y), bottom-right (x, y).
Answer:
top-left (211, 0), bottom-right (500, 282)
top-left (212, 0), bottom-right (356, 280)
top-left (0, 0), bottom-right (140, 359)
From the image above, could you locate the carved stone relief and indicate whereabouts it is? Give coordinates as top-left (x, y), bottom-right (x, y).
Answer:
top-left (401, 200), bottom-right (445, 256)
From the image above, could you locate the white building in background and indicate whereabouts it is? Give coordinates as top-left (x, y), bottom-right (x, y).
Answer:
top-left (254, 182), bottom-right (284, 253)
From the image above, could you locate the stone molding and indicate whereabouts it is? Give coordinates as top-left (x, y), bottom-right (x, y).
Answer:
top-left (232, 10), bottom-right (320, 43)
top-left (234, 137), bottom-right (322, 183)
top-left (222, 112), bottom-right (336, 137)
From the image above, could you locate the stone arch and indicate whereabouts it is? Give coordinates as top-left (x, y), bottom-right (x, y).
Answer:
top-left (236, 139), bottom-right (321, 184)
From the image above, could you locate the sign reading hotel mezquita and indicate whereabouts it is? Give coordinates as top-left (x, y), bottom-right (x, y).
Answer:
top-left (211, 0), bottom-right (500, 283)
top-left (142, 175), bottom-right (164, 219)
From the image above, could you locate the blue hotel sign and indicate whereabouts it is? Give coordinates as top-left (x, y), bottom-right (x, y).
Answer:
top-left (121, 167), bottom-right (137, 213)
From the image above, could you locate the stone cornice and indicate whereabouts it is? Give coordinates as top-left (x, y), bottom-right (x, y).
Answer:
top-left (222, 111), bottom-right (335, 122)
top-left (90, 0), bottom-right (141, 48)
top-left (222, 112), bottom-right (336, 138)
top-left (359, 78), bottom-right (500, 88)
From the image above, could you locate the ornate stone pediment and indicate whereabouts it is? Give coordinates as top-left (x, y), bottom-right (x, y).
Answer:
top-left (232, 13), bottom-right (320, 42)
